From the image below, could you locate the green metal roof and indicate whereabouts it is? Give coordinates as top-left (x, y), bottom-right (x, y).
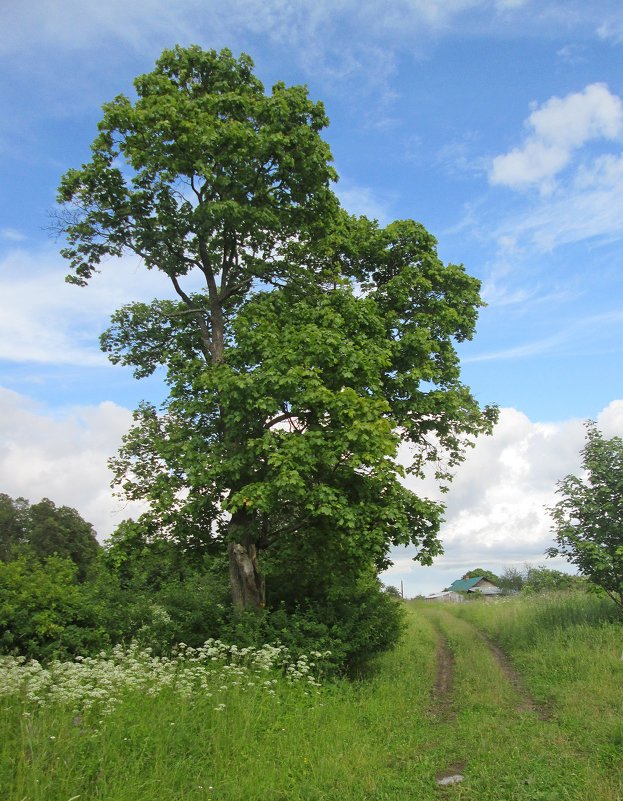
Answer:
top-left (448, 576), bottom-right (484, 592)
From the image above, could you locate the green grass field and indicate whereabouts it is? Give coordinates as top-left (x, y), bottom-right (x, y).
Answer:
top-left (1, 593), bottom-right (622, 801)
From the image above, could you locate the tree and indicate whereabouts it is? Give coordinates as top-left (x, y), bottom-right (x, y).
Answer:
top-left (498, 565), bottom-right (524, 592)
top-left (548, 423), bottom-right (623, 614)
top-left (461, 568), bottom-right (499, 584)
top-left (521, 565), bottom-right (583, 594)
top-left (27, 498), bottom-right (100, 579)
top-left (57, 45), bottom-right (497, 617)
top-left (0, 555), bottom-right (105, 659)
top-left (0, 493), bottom-right (29, 561)
top-left (0, 494), bottom-right (100, 580)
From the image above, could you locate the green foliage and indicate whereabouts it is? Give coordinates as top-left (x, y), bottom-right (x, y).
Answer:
top-left (56, 44), bottom-right (496, 659)
top-left (94, 524), bottom-right (232, 653)
top-left (548, 422), bottom-right (623, 613)
top-left (521, 565), bottom-right (585, 595)
top-left (461, 567), bottom-right (500, 584)
top-left (0, 493), bottom-right (28, 561)
top-left (0, 555), bottom-right (106, 660)
top-left (0, 494), bottom-right (100, 580)
top-left (57, 44), bottom-right (337, 291)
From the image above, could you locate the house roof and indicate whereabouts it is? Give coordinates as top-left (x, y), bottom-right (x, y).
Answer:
top-left (448, 576), bottom-right (486, 592)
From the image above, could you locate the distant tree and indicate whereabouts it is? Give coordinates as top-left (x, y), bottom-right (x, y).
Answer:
top-left (548, 423), bottom-right (623, 614)
top-left (0, 555), bottom-right (105, 659)
top-left (498, 566), bottom-right (524, 592)
top-left (0, 493), bottom-right (28, 561)
top-left (521, 565), bottom-right (583, 594)
top-left (383, 585), bottom-right (403, 599)
top-left (0, 495), bottom-right (100, 580)
top-left (461, 568), bottom-right (499, 585)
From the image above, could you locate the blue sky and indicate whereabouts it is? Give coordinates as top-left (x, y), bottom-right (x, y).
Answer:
top-left (1, 0), bottom-right (623, 595)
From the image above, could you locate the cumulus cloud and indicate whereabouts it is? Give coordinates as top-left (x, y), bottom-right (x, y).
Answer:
top-left (0, 245), bottom-right (202, 366)
top-left (383, 401), bottom-right (623, 595)
top-left (597, 398), bottom-right (623, 436)
top-left (3, 383), bottom-right (623, 589)
top-left (490, 84), bottom-right (623, 193)
top-left (0, 388), bottom-right (145, 539)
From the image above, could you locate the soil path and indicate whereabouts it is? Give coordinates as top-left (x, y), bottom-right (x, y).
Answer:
top-left (474, 628), bottom-right (552, 720)
top-left (429, 607), bottom-right (551, 721)
top-left (430, 626), bottom-right (455, 721)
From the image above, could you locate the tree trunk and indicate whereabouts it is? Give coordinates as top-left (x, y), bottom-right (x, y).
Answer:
top-left (227, 511), bottom-right (265, 611)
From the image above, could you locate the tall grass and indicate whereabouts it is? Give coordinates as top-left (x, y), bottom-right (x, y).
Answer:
top-left (452, 590), bottom-right (619, 649)
top-left (449, 591), bottom-right (623, 783)
top-left (3, 597), bottom-right (622, 800)
top-left (0, 613), bottom-right (442, 801)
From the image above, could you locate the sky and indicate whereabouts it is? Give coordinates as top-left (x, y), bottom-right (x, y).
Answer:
top-left (1, 0), bottom-right (623, 596)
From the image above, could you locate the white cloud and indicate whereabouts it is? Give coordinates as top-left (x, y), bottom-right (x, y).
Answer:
top-left (464, 307), bottom-right (623, 363)
top-left (597, 18), bottom-right (623, 44)
top-left (494, 156), bottom-right (623, 251)
top-left (0, 245), bottom-right (202, 366)
top-left (0, 0), bottom-right (198, 57)
top-left (490, 84), bottom-right (623, 192)
top-left (0, 0), bottom-right (532, 59)
top-left (0, 228), bottom-right (26, 242)
top-left (336, 182), bottom-right (392, 224)
top-left (597, 398), bottom-right (623, 436)
top-left (556, 43), bottom-right (587, 65)
top-left (0, 388), bottom-right (145, 539)
top-left (384, 401), bottom-right (623, 595)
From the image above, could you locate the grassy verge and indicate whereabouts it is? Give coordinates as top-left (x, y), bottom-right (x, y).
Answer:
top-left (0, 612), bottom-right (442, 801)
top-left (445, 593), bottom-right (623, 797)
top-left (2, 596), bottom-right (622, 800)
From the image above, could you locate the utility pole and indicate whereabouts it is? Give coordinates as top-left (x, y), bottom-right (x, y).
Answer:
top-left (401, 580), bottom-right (404, 599)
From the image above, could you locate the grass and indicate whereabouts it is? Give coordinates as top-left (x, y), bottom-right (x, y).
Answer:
top-left (1, 593), bottom-right (622, 800)
top-left (451, 592), bottom-right (623, 785)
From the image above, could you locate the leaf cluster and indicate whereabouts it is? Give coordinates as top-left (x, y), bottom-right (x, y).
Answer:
top-left (548, 422), bottom-right (623, 613)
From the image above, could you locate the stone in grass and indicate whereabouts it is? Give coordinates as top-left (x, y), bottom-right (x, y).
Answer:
top-left (437, 774), bottom-right (465, 786)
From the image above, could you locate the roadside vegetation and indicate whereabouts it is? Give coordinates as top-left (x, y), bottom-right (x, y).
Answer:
top-left (2, 41), bottom-right (623, 801)
top-left (2, 592), bottom-right (622, 800)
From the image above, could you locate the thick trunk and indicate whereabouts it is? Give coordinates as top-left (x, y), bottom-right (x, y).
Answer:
top-left (196, 266), bottom-right (262, 610)
top-left (227, 508), bottom-right (265, 611)
top-left (228, 538), bottom-right (265, 611)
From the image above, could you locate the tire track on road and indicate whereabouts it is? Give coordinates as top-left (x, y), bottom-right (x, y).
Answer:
top-left (474, 628), bottom-right (552, 721)
top-left (430, 626), bottom-right (455, 722)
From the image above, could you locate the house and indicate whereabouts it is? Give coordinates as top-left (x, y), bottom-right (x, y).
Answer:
top-left (424, 591), bottom-right (465, 602)
top-left (447, 576), bottom-right (502, 597)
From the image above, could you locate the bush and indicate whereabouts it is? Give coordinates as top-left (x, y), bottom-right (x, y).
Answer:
top-left (0, 555), bottom-right (108, 660)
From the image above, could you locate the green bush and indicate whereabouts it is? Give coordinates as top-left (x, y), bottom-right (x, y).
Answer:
top-left (0, 555), bottom-right (108, 660)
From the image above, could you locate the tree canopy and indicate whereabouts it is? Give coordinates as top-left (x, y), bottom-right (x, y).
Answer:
top-left (0, 494), bottom-right (100, 580)
top-left (461, 568), bottom-right (499, 584)
top-left (56, 45), bottom-right (497, 622)
top-left (548, 423), bottom-right (623, 614)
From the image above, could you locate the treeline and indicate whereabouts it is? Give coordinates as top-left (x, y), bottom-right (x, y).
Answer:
top-left (459, 565), bottom-right (586, 594)
top-left (0, 493), bottom-right (402, 673)
top-left (496, 565), bottom-right (586, 594)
